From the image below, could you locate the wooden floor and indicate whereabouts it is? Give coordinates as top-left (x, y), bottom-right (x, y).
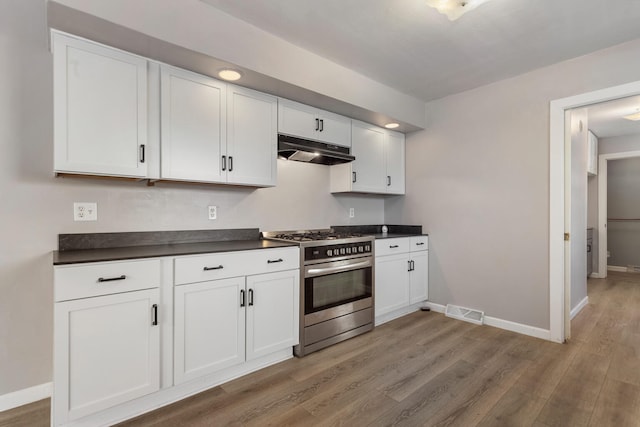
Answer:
top-left (3, 271), bottom-right (640, 426)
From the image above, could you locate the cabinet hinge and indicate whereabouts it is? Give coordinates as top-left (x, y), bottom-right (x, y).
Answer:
top-left (564, 233), bottom-right (570, 241)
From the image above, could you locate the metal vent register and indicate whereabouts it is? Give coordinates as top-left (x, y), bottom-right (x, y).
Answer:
top-left (445, 304), bottom-right (485, 325)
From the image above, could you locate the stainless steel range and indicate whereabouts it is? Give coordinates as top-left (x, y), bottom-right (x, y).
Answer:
top-left (261, 229), bottom-right (374, 357)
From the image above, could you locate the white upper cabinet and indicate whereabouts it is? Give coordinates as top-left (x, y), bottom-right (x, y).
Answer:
top-left (351, 122), bottom-right (387, 192)
top-left (278, 98), bottom-right (351, 147)
top-left (227, 85), bottom-right (278, 187)
top-left (385, 130), bottom-right (406, 194)
top-left (160, 67), bottom-right (277, 187)
top-left (53, 32), bottom-right (148, 178)
top-left (160, 66), bottom-right (226, 183)
top-left (330, 120), bottom-right (406, 195)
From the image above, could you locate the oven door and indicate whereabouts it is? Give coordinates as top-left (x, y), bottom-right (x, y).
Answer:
top-left (304, 257), bottom-right (373, 317)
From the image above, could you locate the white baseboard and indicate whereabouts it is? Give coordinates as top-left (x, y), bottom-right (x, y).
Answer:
top-left (425, 302), bottom-right (551, 341)
top-left (608, 265), bottom-right (627, 272)
top-left (0, 382), bottom-right (52, 412)
top-left (375, 302), bottom-right (425, 326)
top-left (570, 296), bottom-right (589, 320)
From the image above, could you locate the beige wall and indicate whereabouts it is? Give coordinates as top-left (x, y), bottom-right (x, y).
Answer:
top-left (0, 0), bottom-right (384, 396)
top-left (607, 157), bottom-right (640, 267)
top-left (386, 37), bottom-right (640, 329)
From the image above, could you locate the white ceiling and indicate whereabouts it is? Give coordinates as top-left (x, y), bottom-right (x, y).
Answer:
top-left (587, 96), bottom-right (640, 139)
top-left (201, 0), bottom-right (640, 102)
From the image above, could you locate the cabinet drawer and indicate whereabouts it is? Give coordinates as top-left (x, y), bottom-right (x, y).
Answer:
top-left (175, 248), bottom-right (299, 285)
top-left (54, 259), bottom-right (161, 302)
top-left (410, 236), bottom-right (429, 252)
top-left (375, 238), bottom-right (410, 257)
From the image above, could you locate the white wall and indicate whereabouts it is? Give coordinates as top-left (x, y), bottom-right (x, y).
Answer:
top-left (569, 110), bottom-right (588, 310)
top-left (0, 0), bottom-right (384, 397)
top-left (386, 36), bottom-right (640, 329)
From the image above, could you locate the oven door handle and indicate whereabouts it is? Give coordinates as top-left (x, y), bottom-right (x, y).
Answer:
top-left (306, 259), bottom-right (372, 277)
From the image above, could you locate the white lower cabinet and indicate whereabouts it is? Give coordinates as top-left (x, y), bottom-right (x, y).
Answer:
top-left (54, 288), bottom-right (160, 425)
top-left (174, 277), bottom-right (246, 384)
top-left (53, 248), bottom-right (299, 426)
top-left (246, 270), bottom-right (299, 360)
top-left (173, 249), bottom-right (299, 385)
top-left (375, 236), bottom-right (429, 324)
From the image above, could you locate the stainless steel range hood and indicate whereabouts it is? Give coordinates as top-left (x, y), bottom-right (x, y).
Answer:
top-left (278, 134), bottom-right (355, 165)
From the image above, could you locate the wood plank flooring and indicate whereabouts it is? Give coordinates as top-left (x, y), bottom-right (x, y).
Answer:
top-left (3, 271), bottom-right (640, 426)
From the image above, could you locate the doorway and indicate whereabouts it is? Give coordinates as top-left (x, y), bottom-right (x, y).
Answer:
top-left (550, 81), bottom-right (640, 343)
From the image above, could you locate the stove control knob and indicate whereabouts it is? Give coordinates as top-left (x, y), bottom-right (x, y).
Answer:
top-left (326, 249), bottom-right (333, 257)
top-left (346, 247), bottom-right (352, 254)
top-left (365, 245), bottom-right (371, 252)
top-left (340, 248), bottom-right (346, 255)
top-left (358, 246), bottom-right (364, 253)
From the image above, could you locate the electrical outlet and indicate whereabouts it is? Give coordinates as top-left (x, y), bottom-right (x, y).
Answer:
top-left (208, 206), bottom-right (217, 220)
top-left (349, 208), bottom-right (355, 218)
top-left (74, 202), bottom-right (97, 221)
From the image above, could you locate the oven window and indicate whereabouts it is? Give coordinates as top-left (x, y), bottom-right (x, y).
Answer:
top-left (305, 267), bottom-right (372, 314)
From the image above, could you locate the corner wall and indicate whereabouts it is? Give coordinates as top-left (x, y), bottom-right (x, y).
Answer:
top-left (386, 36), bottom-right (640, 330)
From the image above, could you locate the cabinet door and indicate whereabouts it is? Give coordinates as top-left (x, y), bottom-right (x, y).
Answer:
top-left (587, 131), bottom-right (598, 176)
top-left (278, 98), bottom-right (318, 141)
top-left (174, 277), bottom-right (245, 384)
top-left (385, 131), bottom-right (406, 194)
top-left (246, 270), bottom-right (299, 361)
top-left (317, 110), bottom-right (351, 147)
top-left (53, 289), bottom-right (160, 424)
top-left (375, 254), bottom-right (410, 316)
top-left (351, 121), bottom-right (386, 193)
top-left (227, 86), bottom-right (277, 187)
top-left (53, 33), bottom-right (148, 178)
top-left (409, 251), bottom-right (429, 304)
top-left (160, 66), bottom-right (226, 183)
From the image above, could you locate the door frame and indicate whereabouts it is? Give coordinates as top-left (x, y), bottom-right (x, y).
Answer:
top-left (550, 80), bottom-right (640, 343)
top-left (596, 150), bottom-right (640, 278)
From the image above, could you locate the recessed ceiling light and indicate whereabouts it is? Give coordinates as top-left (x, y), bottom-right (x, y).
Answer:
top-left (385, 123), bottom-right (400, 129)
top-left (623, 110), bottom-right (640, 121)
top-left (426, 0), bottom-right (493, 21)
top-left (218, 69), bottom-right (242, 81)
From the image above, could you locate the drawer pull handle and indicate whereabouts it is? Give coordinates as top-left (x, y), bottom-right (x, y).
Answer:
top-left (204, 265), bottom-right (224, 271)
top-left (267, 258), bottom-right (283, 264)
top-left (248, 289), bottom-right (254, 306)
top-left (240, 290), bottom-right (246, 307)
top-left (389, 245), bottom-right (399, 249)
top-left (97, 275), bottom-right (126, 283)
top-left (151, 304), bottom-right (158, 326)
top-left (416, 242), bottom-right (425, 246)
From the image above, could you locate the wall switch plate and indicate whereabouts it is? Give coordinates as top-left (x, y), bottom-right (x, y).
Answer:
top-left (349, 208), bottom-right (355, 218)
top-left (208, 206), bottom-right (217, 220)
top-left (74, 202), bottom-right (97, 221)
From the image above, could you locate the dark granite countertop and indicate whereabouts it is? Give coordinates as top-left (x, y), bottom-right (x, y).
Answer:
top-left (370, 233), bottom-right (428, 239)
top-left (53, 240), bottom-right (297, 265)
top-left (332, 224), bottom-right (426, 239)
top-left (53, 228), bottom-right (298, 265)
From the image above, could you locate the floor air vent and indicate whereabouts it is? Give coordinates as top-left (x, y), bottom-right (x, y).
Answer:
top-left (627, 265), bottom-right (640, 273)
top-left (445, 304), bottom-right (485, 325)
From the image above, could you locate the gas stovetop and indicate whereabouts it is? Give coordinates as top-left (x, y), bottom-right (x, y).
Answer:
top-left (264, 229), bottom-right (363, 242)
top-left (261, 229), bottom-right (374, 249)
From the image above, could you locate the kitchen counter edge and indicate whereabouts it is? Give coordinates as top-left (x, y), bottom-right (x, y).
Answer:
top-left (53, 240), bottom-right (298, 265)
